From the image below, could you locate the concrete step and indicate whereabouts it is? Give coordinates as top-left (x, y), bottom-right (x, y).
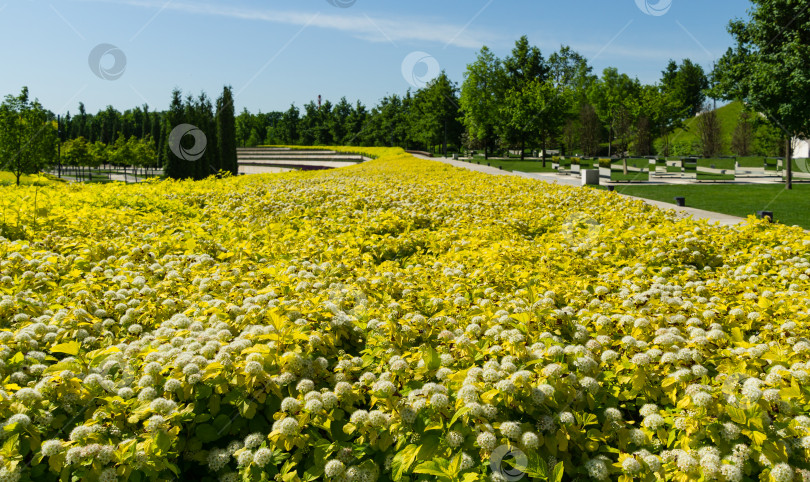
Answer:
top-left (237, 149), bottom-right (339, 155)
top-left (238, 160), bottom-right (359, 168)
top-left (238, 156), bottom-right (364, 162)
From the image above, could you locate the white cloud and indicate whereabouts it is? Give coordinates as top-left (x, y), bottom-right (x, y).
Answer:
top-left (77, 0), bottom-right (497, 49)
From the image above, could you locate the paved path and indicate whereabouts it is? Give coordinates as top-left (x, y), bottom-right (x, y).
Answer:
top-left (414, 154), bottom-right (746, 227)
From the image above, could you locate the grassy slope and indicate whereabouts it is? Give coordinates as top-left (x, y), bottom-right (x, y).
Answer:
top-left (659, 101), bottom-right (743, 156)
top-left (611, 183), bottom-right (810, 229)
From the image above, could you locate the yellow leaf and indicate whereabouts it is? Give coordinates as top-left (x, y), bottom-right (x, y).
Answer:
top-left (50, 341), bottom-right (81, 356)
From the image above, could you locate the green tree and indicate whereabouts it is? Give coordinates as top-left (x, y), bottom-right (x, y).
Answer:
top-left (345, 101), bottom-right (367, 146)
top-left (712, 0), bottom-right (810, 188)
top-left (62, 137), bottom-right (93, 168)
top-left (89, 141), bottom-right (107, 169)
top-left (578, 103), bottom-right (601, 157)
top-left (410, 72), bottom-right (462, 155)
top-left (500, 37), bottom-right (549, 158)
top-left (276, 104), bottom-right (300, 145)
top-left (216, 86), bottom-right (238, 175)
top-left (0, 87), bottom-right (58, 186)
top-left (110, 134), bottom-right (137, 167)
top-left (500, 79), bottom-right (568, 164)
top-left (587, 68), bottom-right (641, 157)
top-left (163, 89), bottom-right (187, 179)
top-left (548, 45), bottom-right (594, 97)
top-left (731, 110), bottom-right (754, 156)
top-left (460, 46), bottom-right (506, 159)
top-left (696, 104), bottom-right (722, 158)
top-left (330, 97), bottom-right (353, 145)
top-left (661, 59), bottom-right (708, 118)
top-left (235, 108), bottom-right (253, 148)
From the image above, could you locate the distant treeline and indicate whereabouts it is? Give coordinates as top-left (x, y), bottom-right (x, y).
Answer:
top-left (59, 86), bottom-right (237, 179)
top-left (7, 35), bottom-right (790, 188)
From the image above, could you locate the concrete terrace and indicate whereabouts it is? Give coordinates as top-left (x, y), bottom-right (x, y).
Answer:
top-left (237, 147), bottom-right (370, 174)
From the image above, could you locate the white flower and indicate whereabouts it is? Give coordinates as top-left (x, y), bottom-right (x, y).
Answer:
top-left (622, 457), bottom-right (642, 474)
top-left (771, 464), bottom-right (794, 482)
top-left (296, 379), bottom-right (315, 393)
top-left (281, 397), bottom-right (302, 413)
top-left (639, 404), bottom-right (658, 417)
top-left (350, 410), bottom-right (369, 426)
top-left (500, 421), bottom-right (521, 440)
top-left (521, 432), bottom-right (539, 449)
top-left (585, 458), bottom-right (608, 480)
top-left (691, 392), bottom-right (712, 407)
top-left (41, 439), bottom-right (62, 457)
top-left (244, 433), bottom-right (264, 449)
top-left (430, 393), bottom-right (450, 409)
top-left (642, 414), bottom-right (665, 430)
top-left (721, 422), bottom-right (740, 441)
top-left (324, 459), bottom-right (346, 478)
top-left (277, 417), bottom-right (299, 436)
top-left (477, 431), bottom-right (496, 450)
top-left (237, 450), bottom-right (253, 467)
top-left (248, 447), bottom-right (270, 467)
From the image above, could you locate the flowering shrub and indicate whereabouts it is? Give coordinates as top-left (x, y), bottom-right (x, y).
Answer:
top-left (1, 147), bottom-right (809, 481)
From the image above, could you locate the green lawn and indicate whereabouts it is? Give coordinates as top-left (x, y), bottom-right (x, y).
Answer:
top-left (466, 159), bottom-right (558, 173)
top-left (604, 183), bottom-right (810, 229)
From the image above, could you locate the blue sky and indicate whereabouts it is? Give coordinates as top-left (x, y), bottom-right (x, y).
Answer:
top-left (0, 0), bottom-right (751, 115)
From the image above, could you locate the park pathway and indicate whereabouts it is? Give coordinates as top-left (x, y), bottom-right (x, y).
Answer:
top-left (412, 154), bottom-right (746, 227)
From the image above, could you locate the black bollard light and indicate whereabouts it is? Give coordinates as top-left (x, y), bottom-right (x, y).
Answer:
top-left (607, 185), bottom-right (615, 192)
top-left (757, 210), bottom-right (773, 222)
top-left (675, 197), bottom-right (686, 207)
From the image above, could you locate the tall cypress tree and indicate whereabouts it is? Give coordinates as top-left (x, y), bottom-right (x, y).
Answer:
top-left (164, 88), bottom-right (185, 179)
top-left (216, 86), bottom-right (238, 175)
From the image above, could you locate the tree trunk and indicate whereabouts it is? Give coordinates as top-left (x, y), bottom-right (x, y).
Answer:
top-left (542, 138), bottom-right (547, 167)
top-left (786, 137), bottom-right (793, 190)
top-left (520, 139), bottom-right (525, 161)
top-left (443, 119), bottom-right (447, 157)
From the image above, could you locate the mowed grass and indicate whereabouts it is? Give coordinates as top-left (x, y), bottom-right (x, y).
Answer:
top-left (465, 159), bottom-right (558, 173)
top-left (609, 183), bottom-right (810, 229)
